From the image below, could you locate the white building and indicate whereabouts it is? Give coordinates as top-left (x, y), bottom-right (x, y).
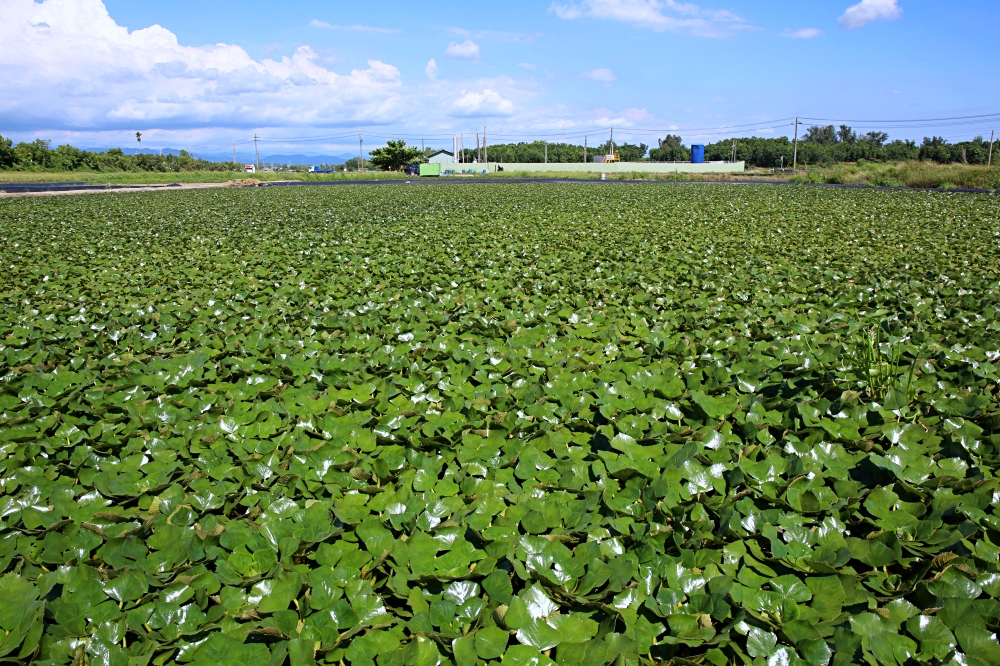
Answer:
top-left (426, 150), bottom-right (454, 164)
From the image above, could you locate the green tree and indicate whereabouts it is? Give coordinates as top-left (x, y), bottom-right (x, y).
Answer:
top-left (649, 135), bottom-right (688, 161)
top-left (862, 131), bottom-right (889, 147)
top-left (803, 125), bottom-right (837, 144)
top-left (50, 144), bottom-right (86, 170)
top-left (0, 135), bottom-right (14, 169)
top-left (837, 125), bottom-right (856, 144)
top-left (367, 140), bottom-right (423, 171)
top-left (14, 139), bottom-right (51, 167)
top-left (595, 141), bottom-right (648, 161)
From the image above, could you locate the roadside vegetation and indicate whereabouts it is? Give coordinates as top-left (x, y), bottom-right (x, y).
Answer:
top-left (787, 161), bottom-right (1000, 190)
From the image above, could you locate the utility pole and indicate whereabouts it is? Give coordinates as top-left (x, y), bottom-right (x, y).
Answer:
top-left (989, 130), bottom-right (995, 168)
top-left (359, 135), bottom-right (364, 171)
top-left (253, 134), bottom-right (260, 171)
top-left (792, 117), bottom-right (799, 172)
top-left (610, 126), bottom-right (615, 159)
top-left (232, 140), bottom-right (237, 165)
top-left (483, 126), bottom-right (488, 165)
top-left (584, 136), bottom-right (587, 163)
top-left (476, 132), bottom-right (480, 162)
top-left (460, 135), bottom-right (465, 163)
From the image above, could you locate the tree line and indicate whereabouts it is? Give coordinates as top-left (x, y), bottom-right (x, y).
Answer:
top-left (0, 137), bottom-right (240, 172)
top-left (451, 128), bottom-right (995, 167)
top-left (1, 127), bottom-right (995, 172)
top-left (458, 140), bottom-right (649, 164)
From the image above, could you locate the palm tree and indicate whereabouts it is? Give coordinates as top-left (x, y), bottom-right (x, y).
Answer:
top-left (136, 132), bottom-right (142, 154)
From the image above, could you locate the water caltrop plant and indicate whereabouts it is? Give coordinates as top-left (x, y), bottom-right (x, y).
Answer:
top-left (1, 184), bottom-right (999, 666)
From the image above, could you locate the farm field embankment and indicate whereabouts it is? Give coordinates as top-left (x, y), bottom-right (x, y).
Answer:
top-left (1, 184), bottom-right (999, 666)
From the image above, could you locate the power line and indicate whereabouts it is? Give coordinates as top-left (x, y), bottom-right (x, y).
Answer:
top-left (800, 111), bottom-right (1000, 124)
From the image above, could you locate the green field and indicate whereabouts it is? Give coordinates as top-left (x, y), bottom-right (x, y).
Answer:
top-left (1, 184), bottom-right (999, 666)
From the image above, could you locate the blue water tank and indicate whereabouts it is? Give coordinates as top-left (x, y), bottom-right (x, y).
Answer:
top-left (691, 145), bottom-right (705, 164)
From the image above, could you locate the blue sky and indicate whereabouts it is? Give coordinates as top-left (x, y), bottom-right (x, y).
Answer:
top-left (2, 0), bottom-right (998, 157)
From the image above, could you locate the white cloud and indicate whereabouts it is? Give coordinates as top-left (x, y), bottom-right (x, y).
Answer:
top-left (444, 40), bottom-right (481, 60)
top-left (551, 3), bottom-right (584, 19)
top-left (786, 28), bottom-right (821, 39)
top-left (582, 68), bottom-right (616, 82)
top-left (309, 20), bottom-right (401, 34)
top-left (448, 27), bottom-right (544, 43)
top-left (450, 89), bottom-right (513, 117)
top-left (550, 0), bottom-right (752, 37)
top-left (839, 0), bottom-right (902, 28)
top-left (0, 0), bottom-right (403, 132)
top-left (518, 62), bottom-right (538, 70)
top-left (425, 58), bottom-right (438, 80)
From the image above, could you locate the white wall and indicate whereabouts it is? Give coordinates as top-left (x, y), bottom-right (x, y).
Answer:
top-left (435, 162), bottom-right (745, 174)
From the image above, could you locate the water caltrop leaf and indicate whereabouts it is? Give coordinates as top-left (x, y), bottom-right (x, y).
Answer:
top-left (547, 614), bottom-right (599, 643)
top-left (190, 633), bottom-right (271, 666)
top-left (0, 576), bottom-right (41, 632)
top-left (956, 625), bottom-right (1000, 665)
top-left (690, 391), bottom-right (739, 420)
top-left (516, 618), bottom-right (562, 650)
top-left (503, 644), bottom-right (557, 666)
top-left (250, 571), bottom-right (303, 613)
top-left (482, 570), bottom-right (514, 603)
top-left (503, 597), bottom-right (533, 631)
top-left (404, 637), bottom-right (442, 666)
top-left (475, 626), bottom-right (510, 659)
top-left (452, 637), bottom-right (477, 666)
top-left (746, 627), bottom-right (778, 658)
